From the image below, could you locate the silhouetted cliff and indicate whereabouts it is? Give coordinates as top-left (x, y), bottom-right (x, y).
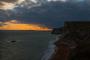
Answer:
top-left (50, 21), bottom-right (90, 60)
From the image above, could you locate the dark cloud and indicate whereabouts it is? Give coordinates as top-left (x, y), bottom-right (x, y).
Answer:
top-left (0, 2), bottom-right (3, 6)
top-left (18, 2), bottom-right (90, 27)
top-left (0, 0), bottom-right (17, 6)
top-left (0, 0), bottom-right (17, 3)
top-left (0, 1), bottom-right (90, 27)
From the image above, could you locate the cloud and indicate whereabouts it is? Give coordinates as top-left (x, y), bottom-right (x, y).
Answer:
top-left (0, 0), bottom-right (41, 10)
top-left (0, 2), bottom-right (16, 10)
top-left (0, 0), bottom-right (90, 27)
top-left (0, 0), bottom-right (89, 11)
top-left (0, 0), bottom-right (26, 10)
top-left (0, 0), bottom-right (17, 3)
top-left (0, 0), bottom-right (87, 10)
top-left (0, 20), bottom-right (51, 31)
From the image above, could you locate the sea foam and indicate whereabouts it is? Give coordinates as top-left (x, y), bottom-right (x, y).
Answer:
top-left (41, 39), bottom-right (56, 60)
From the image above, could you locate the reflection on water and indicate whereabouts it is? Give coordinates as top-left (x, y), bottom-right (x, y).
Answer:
top-left (0, 31), bottom-right (56, 60)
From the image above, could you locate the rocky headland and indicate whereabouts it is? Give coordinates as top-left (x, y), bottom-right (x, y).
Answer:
top-left (50, 21), bottom-right (90, 60)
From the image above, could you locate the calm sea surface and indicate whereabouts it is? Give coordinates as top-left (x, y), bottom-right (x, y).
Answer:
top-left (0, 31), bottom-right (56, 60)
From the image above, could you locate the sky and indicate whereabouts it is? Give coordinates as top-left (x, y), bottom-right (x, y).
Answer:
top-left (0, 0), bottom-right (90, 28)
top-left (0, 20), bottom-right (51, 30)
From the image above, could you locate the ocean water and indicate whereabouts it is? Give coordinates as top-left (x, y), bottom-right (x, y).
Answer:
top-left (0, 31), bottom-right (56, 60)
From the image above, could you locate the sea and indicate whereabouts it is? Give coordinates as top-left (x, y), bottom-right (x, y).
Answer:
top-left (0, 31), bottom-right (56, 60)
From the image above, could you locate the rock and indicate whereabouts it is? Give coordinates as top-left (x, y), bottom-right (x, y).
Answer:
top-left (51, 27), bottom-right (63, 34)
top-left (50, 21), bottom-right (90, 60)
top-left (11, 41), bottom-right (16, 43)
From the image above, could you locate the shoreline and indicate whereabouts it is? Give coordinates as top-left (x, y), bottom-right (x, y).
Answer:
top-left (41, 38), bottom-right (57, 60)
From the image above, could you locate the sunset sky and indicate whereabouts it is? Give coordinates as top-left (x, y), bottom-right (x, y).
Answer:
top-left (0, 20), bottom-right (51, 31)
top-left (0, 0), bottom-right (90, 28)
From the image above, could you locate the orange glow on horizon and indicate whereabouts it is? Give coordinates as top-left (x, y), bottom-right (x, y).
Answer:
top-left (0, 20), bottom-right (51, 31)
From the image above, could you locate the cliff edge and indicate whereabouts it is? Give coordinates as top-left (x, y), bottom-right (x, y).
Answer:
top-left (50, 21), bottom-right (90, 60)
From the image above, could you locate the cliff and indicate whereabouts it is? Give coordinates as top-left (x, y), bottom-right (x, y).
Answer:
top-left (50, 21), bottom-right (90, 60)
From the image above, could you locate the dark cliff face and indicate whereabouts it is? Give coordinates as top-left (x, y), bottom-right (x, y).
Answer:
top-left (51, 27), bottom-right (63, 34)
top-left (50, 22), bottom-right (90, 60)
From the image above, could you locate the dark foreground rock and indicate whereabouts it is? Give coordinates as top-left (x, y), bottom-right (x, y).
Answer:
top-left (50, 21), bottom-right (90, 60)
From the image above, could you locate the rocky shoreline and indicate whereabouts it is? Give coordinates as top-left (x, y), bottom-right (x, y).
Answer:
top-left (50, 21), bottom-right (90, 60)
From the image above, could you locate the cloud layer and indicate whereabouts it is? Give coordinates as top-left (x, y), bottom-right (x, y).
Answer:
top-left (0, 0), bottom-right (89, 10)
top-left (0, 0), bottom-right (90, 27)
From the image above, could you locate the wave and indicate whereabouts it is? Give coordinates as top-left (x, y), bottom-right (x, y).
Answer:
top-left (41, 39), bottom-right (56, 60)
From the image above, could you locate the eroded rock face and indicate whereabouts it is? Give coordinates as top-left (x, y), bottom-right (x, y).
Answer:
top-left (50, 22), bottom-right (90, 60)
top-left (50, 43), bottom-right (71, 60)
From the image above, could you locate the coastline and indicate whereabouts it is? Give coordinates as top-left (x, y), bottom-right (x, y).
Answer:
top-left (41, 35), bottom-right (60, 60)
